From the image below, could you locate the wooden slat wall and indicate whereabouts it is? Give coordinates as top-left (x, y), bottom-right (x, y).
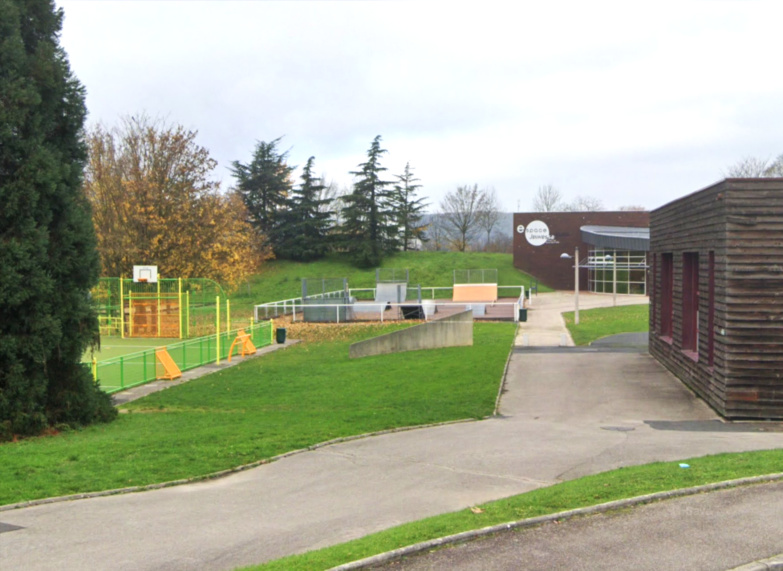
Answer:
top-left (650, 179), bottom-right (783, 419)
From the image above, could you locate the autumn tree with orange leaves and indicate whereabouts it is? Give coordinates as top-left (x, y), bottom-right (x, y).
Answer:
top-left (83, 115), bottom-right (270, 288)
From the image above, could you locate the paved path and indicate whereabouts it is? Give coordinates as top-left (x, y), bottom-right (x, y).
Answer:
top-left (2, 293), bottom-right (782, 570)
top-left (517, 291), bottom-right (648, 346)
top-left (370, 481), bottom-right (783, 570)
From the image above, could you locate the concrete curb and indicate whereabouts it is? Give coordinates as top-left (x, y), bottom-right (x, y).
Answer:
top-left (493, 322), bottom-right (518, 416)
top-left (0, 418), bottom-right (477, 513)
top-left (728, 554), bottom-right (783, 571)
top-left (328, 472), bottom-right (783, 571)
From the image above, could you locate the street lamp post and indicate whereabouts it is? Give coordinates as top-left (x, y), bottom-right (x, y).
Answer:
top-left (561, 249), bottom-right (580, 324)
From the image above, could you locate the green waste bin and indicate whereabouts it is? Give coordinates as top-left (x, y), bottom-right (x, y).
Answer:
top-left (276, 327), bottom-right (287, 344)
top-left (518, 308), bottom-right (528, 322)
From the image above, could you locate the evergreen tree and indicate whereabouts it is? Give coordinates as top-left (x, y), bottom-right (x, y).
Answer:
top-left (230, 137), bottom-right (294, 254)
top-left (0, 0), bottom-right (116, 439)
top-left (391, 162), bottom-right (429, 251)
top-left (275, 156), bottom-right (333, 261)
top-left (341, 136), bottom-right (397, 267)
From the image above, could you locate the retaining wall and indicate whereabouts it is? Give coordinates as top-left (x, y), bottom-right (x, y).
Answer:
top-left (349, 310), bottom-right (473, 359)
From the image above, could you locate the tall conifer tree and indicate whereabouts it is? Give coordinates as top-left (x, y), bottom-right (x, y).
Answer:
top-left (276, 156), bottom-right (333, 261)
top-left (0, 0), bottom-right (116, 439)
top-left (230, 137), bottom-right (294, 255)
top-left (391, 162), bottom-right (429, 251)
top-left (341, 136), bottom-right (397, 267)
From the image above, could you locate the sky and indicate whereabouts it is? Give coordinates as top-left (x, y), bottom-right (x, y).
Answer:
top-left (57, 0), bottom-right (783, 213)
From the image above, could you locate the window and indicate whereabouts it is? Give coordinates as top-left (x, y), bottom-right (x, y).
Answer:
top-left (660, 253), bottom-right (673, 339)
top-left (587, 248), bottom-right (648, 294)
top-left (682, 252), bottom-right (699, 355)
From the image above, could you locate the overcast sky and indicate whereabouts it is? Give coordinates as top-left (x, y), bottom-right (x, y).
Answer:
top-left (57, 0), bottom-right (783, 213)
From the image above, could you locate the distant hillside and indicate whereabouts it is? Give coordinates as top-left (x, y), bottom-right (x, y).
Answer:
top-left (423, 212), bottom-right (514, 238)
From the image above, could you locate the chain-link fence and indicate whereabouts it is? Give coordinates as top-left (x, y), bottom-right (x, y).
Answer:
top-left (453, 269), bottom-right (498, 284)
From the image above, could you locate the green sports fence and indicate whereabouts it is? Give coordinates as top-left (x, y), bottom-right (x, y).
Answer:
top-left (93, 320), bottom-right (274, 394)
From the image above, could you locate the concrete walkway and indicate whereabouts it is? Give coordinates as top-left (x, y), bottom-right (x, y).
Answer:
top-left (1, 294), bottom-right (782, 571)
top-left (371, 480), bottom-right (783, 570)
top-left (517, 291), bottom-right (648, 346)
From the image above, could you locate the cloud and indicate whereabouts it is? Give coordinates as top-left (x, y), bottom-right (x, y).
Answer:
top-left (58, 0), bottom-right (783, 212)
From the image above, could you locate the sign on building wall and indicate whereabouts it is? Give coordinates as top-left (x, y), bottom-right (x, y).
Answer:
top-left (517, 220), bottom-right (556, 246)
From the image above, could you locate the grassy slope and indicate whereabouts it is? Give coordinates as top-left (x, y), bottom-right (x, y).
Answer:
top-left (563, 304), bottom-right (649, 346)
top-left (229, 252), bottom-right (548, 316)
top-left (0, 322), bottom-right (515, 506)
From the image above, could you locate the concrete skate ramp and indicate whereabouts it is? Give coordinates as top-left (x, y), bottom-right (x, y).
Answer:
top-left (375, 282), bottom-right (407, 304)
top-left (452, 283), bottom-right (498, 302)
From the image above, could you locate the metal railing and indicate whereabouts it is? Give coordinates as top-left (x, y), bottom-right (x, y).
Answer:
top-left (254, 285), bottom-right (527, 321)
top-left (92, 320), bottom-right (274, 394)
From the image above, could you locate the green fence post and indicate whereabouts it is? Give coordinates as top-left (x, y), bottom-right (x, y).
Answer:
top-left (120, 356), bottom-right (125, 389)
top-left (269, 319), bottom-right (273, 345)
top-left (216, 296), bottom-right (220, 364)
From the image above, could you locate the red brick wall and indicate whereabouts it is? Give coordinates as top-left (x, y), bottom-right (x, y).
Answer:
top-left (513, 211), bottom-right (650, 290)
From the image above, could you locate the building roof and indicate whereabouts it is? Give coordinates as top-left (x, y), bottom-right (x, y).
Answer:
top-left (580, 225), bottom-right (650, 251)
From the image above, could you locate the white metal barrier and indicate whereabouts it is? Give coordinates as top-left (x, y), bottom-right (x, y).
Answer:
top-left (254, 285), bottom-right (527, 322)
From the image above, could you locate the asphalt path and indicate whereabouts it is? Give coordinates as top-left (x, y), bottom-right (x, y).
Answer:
top-left (2, 345), bottom-right (783, 570)
top-left (368, 480), bottom-right (783, 570)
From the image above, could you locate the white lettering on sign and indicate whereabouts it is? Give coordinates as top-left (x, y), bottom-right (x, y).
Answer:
top-left (516, 224), bottom-right (525, 234)
top-left (525, 220), bottom-right (551, 246)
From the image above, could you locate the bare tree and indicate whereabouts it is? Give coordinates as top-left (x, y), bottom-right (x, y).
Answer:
top-left (565, 195), bottom-right (604, 212)
top-left (423, 212), bottom-right (448, 251)
top-left (476, 186), bottom-right (502, 250)
top-left (726, 154), bottom-right (783, 177)
top-left (440, 184), bottom-right (483, 252)
top-left (533, 184), bottom-right (563, 211)
top-left (485, 233), bottom-right (513, 253)
top-left (317, 174), bottom-right (341, 213)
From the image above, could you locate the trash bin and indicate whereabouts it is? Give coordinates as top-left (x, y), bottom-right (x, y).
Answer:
top-left (276, 327), bottom-right (287, 344)
top-left (518, 308), bottom-right (528, 322)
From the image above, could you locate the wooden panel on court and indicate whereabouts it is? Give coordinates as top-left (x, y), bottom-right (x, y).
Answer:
top-left (155, 347), bottom-right (182, 380)
top-left (452, 284), bottom-right (498, 302)
top-left (128, 292), bottom-right (180, 338)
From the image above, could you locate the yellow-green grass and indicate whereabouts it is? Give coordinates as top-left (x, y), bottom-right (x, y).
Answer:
top-left (563, 304), bottom-right (649, 346)
top-left (82, 336), bottom-right (182, 362)
top-left (0, 322), bottom-right (515, 506)
top-left (248, 449), bottom-right (783, 570)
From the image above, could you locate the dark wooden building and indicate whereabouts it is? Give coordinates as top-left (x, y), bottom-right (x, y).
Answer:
top-left (649, 178), bottom-right (783, 419)
top-left (513, 211), bottom-right (650, 290)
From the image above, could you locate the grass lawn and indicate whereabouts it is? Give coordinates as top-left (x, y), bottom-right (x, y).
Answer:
top-left (82, 336), bottom-right (182, 362)
top-left (563, 304), bottom-right (649, 346)
top-left (250, 448), bottom-right (783, 570)
top-left (0, 322), bottom-right (515, 506)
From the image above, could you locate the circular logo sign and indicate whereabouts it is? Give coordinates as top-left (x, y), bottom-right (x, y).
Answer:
top-left (516, 224), bottom-right (525, 234)
top-left (525, 220), bottom-right (550, 246)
